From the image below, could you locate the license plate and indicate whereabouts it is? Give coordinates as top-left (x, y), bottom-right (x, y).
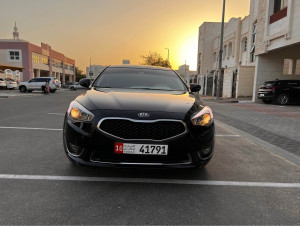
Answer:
top-left (260, 94), bottom-right (264, 96)
top-left (114, 143), bottom-right (168, 155)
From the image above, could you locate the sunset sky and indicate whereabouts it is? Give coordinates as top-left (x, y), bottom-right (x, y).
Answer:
top-left (0, 0), bottom-right (250, 72)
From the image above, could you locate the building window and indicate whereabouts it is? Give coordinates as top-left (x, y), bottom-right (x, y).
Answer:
top-left (64, 65), bottom-right (69, 70)
top-left (52, 59), bottom-right (63, 68)
top-left (32, 55), bottom-right (40, 63)
top-left (213, 52), bottom-right (217, 62)
top-left (9, 51), bottom-right (20, 61)
top-left (295, 60), bottom-right (300, 75)
top-left (198, 53), bottom-right (201, 74)
top-left (228, 43), bottom-right (232, 57)
top-left (223, 45), bottom-right (227, 59)
top-left (243, 38), bottom-right (247, 52)
top-left (283, 59), bottom-right (293, 75)
top-left (250, 22), bottom-right (257, 63)
top-left (274, 0), bottom-right (282, 13)
top-left (69, 65), bottom-right (74, 71)
top-left (41, 57), bottom-right (48, 65)
top-left (270, 0), bottom-right (288, 24)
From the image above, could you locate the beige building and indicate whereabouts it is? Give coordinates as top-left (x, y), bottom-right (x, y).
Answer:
top-left (176, 64), bottom-right (197, 86)
top-left (86, 65), bottom-right (105, 82)
top-left (197, 16), bottom-right (256, 98)
top-left (197, 0), bottom-right (300, 100)
top-left (252, 0), bottom-right (300, 101)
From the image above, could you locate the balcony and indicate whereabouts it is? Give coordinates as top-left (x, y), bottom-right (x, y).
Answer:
top-left (270, 7), bottom-right (287, 24)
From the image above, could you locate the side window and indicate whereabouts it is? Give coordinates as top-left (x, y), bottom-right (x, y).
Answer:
top-left (287, 82), bottom-right (298, 88)
top-left (29, 79), bottom-right (36, 83)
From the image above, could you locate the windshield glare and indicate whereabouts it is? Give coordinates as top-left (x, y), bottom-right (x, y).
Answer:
top-left (93, 68), bottom-right (187, 91)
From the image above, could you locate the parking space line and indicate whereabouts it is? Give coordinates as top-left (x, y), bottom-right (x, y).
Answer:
top-left (0, 174), bottom-right (299, 188)
top-left (216, 135), bottom-right (240, 137)
top-left (0, 126), bottom-right (62, 131)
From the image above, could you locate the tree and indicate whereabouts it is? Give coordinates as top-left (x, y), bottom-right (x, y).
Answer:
top-left (140, 52), bottom-right (171, 68)
top-left (75, 67), bottom-right (86, 82)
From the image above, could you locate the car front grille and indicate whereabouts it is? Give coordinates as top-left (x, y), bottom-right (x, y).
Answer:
top-left (98, 118), bottom-right (187, 141)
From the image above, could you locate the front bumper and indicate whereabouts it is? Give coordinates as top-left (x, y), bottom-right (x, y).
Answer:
top-left (63, 115), bottom-right (215, 168)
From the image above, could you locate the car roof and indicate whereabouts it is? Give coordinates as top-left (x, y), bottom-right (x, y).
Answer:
top-left (107, 65), bottom-right (172, 71)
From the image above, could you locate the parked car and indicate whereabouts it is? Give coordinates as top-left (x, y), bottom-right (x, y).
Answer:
top-left (69, 82), bottom-right (86, 90)
top-left (62, 82), bottom-right (75, 88)
top-left (19, 77), bottom-right (59, 93)
top-left (63, 65), bottom-right (215, 168)
top-left (4, 78), bottom-right (18, 89)
top-left (0, 78), bottom-right (6, 89)
top-left (258, 80), bottom-right (300, 105)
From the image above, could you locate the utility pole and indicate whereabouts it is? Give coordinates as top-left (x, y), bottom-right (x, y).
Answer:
top-left (216, 0), bottom-right (226, 99)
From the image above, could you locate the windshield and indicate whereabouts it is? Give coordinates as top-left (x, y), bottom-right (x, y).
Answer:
top-left (93, 67), bottom-right (188, 91)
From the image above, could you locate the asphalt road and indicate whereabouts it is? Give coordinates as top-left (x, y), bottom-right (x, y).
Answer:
top-left (0, 90), bottom-right (299, 225)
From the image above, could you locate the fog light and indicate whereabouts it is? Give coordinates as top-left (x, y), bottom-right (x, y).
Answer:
top-left (69, 143), bottom-right (83, 156)
top-left (202, 147), bottom-right (211, 155)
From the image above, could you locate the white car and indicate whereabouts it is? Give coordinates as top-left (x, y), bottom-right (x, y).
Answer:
top-left (69, 82), bottom-right (86, 90)
top-left (0, 78), bottom-right (6, 89)
top-left (19, 77), bottom-right (59, 93)
top-left (4, 78), bottom-right (18, 89)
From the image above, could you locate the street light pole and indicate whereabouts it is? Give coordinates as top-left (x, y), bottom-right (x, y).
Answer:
top-left (216, 0), bottom-right (226, 99)
top-left (165, 48), bottom-right (169, 62)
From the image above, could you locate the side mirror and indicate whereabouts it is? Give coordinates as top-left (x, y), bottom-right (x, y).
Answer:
top-left (190, 83), bottom-right (201, 93)
top-left (79, 79), bottom-right (90, 88)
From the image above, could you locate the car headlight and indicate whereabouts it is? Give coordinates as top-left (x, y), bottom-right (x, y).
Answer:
top-left (67, 101), bottom-right (94, 122)
top-left (190, 106), bottom-right (213, 126)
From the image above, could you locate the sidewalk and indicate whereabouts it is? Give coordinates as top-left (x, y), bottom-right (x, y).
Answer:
top-left (208, 100), bottom-right (300, 160)
top-left (200, 95), bottom-right (252, 103)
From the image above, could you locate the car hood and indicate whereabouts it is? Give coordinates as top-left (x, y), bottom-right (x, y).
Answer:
top-left (76, 88), bottom-right (202, 113)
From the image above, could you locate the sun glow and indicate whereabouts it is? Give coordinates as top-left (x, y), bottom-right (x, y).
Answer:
top-left (175, 33), bottom-right (199, 71)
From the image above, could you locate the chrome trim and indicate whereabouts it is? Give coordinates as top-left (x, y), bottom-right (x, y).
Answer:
top-left (96, 117), bottom-right (188, 142)
top-left (90, 154), bottom-right (192, 166)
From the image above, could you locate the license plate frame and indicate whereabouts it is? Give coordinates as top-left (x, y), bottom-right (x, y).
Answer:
top-left (114, 143), bottom-right (168, 155)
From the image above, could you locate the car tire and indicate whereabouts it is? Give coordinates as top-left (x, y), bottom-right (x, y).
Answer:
top-left (19, 86), bottom-right (27, 93)
top-left (50, 89), bottom-right (56, 93)
top-left (70, 86), bottom-right (75, 91)
top-left (262, 99), bottom-right (272, 104)
top-left (277, 94), bottom-right (289, 105)
top-left (27, 90), bottom-right (33, 93)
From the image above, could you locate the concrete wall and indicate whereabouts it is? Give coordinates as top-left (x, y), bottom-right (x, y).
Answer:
top-left (237, 66), bottom-right (255, 97)
top-left (222, 68), bottom-right (234, 98)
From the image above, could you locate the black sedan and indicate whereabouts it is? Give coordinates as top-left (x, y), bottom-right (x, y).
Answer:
top-left (63, 65), bottom-right (215, 168)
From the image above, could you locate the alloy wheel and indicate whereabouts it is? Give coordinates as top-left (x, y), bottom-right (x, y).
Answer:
top-left (277, 94), bottom-right (288, 105)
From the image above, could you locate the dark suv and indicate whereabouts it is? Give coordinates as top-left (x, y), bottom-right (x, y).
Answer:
top-left (258, 80), bottom-right (300, 105)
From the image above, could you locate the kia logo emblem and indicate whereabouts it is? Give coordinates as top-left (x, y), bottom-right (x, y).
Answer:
top-left (138, 112), bottom-right (150, 117)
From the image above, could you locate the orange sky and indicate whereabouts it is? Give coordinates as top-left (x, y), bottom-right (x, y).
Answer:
top-left (0, 0), bottom-right (250, 71)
